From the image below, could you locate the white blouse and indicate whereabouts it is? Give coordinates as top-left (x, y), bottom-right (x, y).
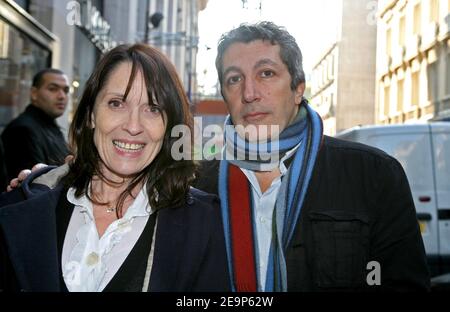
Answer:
top-left (62, 186), bottom-right (153, 292)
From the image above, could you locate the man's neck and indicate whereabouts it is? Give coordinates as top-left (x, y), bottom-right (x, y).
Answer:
top-left (254, 168), bottom-right (281, 194)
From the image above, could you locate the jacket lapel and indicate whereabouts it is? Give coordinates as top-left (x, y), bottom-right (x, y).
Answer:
top-left (149, 204), bottom-right (184, 291)
top-left (0, 187), bottom-right (62, 291)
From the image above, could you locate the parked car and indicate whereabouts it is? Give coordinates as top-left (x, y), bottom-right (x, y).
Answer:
top-left (336, 123), bottom-right (450, 279)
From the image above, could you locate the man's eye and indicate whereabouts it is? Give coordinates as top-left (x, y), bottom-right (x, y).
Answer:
top-left (261, 70), bottom-right (274, 78)
top-left (226, 76), bottom-right (241, 85)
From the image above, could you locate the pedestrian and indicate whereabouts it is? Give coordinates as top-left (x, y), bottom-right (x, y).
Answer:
top-left (1, 68), bottom-right (70, 181)
top-left (0, 44), bottom-right (229, 292)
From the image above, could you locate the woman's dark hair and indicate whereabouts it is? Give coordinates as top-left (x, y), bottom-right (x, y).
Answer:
top-left (215, 21), bottom-right (305, 91)
top-left (65, 44), bottom-right (196, 216)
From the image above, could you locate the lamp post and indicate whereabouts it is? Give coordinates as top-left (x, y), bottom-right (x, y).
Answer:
top-left (144, 0), bottom-right (164, 44)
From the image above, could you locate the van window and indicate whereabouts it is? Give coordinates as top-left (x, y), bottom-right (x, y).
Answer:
top-left (432, 133), bottom-right (450, 199)
top-left (366, 133), bottom-right (433, 193)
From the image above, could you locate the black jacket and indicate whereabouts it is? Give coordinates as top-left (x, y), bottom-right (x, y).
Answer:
top-left (0, 186), bottom-right (230, 292)
top-left (1, 105), bottom-right (69, 181)
top-left (0, 139), bottom-right (7, 192)
top-left (195, 136), bottom-right (430, 291)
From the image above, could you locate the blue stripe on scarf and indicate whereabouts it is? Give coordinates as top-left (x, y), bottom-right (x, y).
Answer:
top-left (284, 104), bottom-right (323, 247)
top-left (218, 160), bottom-right (236, 292)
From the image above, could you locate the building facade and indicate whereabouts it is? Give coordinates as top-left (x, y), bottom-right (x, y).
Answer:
top-left (377, 0), bottom-right (450, 124)
top-left (310, 0), bottom-right (378, 136)
top-left (0, 0), bottom-right (116, 136)
top-left (145, 0), bottom-right (208, 103)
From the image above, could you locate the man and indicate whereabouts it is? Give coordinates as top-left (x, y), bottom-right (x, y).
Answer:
top-left (196, 21), bottom-right (429, 291)
top-left (2, 22), bottom-right (430, 291)
top-left (1, 69), bottom-right (70, 181)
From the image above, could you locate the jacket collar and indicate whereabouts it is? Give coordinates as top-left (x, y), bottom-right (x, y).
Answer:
top-left (148, 203), bottom-right (185, 291)
top-left (26, 104), bottom-right (58, 126)
top-left (0, 187), bottom-right (63, 291)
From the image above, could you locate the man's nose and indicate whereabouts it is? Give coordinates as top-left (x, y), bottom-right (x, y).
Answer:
top-left (122, 108), bottom-right (143, 136)
top-left (242, 78), bottom-right (260, 104)
top-left (57, 89), bottom-right (67, 99)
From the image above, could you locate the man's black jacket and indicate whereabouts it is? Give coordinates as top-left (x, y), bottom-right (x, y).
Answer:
top-left (195, 136), bottom-right (430, 291)
top-left (1, 104), bottom-right (69, 180)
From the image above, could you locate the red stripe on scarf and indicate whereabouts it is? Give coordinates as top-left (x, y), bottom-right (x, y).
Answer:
top-left (228, 164), bottom-right (257, 292)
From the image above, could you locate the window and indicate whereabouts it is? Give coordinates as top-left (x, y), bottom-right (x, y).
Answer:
top-left (413, 4), bottom-right (422, 35)
top-left (330, 54), bottom-right (335, 79)
top-left (386, 28), bottom-right (392, 55)
top-left (397, 79), bottom-right (404, 112)
top-left (399, 16), bottom-right (406, 46)
top-left (0, 20), bottom-right (50, 131)
top-left (429, 0), bottom-right (439, 23)
top-left (447, 53), bottom-right (450, 95)
top-left (384, 85), bottom-right (390, 116)
top-left (427, 61), bottom-right (438, 102)
top-left (13, 0), bottom-right (29, 11)
top-left (28, 0), bottom-right (54, 30)
top-left (412, 71), bottom-right (420, 106)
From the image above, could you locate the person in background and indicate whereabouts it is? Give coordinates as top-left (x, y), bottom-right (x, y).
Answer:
top-left (0, 44), bottom-right (229, 292)
top-left (1, 68), bottom-right (70, 181)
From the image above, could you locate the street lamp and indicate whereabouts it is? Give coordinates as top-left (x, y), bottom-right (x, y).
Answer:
top-left (144, 3), bottom-right (164, 44)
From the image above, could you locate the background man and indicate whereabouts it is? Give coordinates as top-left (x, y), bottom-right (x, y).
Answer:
top-left (1, 69), bottom-right (70, 181)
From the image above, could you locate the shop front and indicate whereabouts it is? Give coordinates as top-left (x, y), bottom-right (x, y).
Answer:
top-left (0, 0), bottom-right (56, 132)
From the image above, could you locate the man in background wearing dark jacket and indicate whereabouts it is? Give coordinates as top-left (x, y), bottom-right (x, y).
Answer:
top-left (1, 69), bottom-right (70, 181)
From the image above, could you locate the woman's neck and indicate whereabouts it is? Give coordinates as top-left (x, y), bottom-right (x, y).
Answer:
top-left (90, 175), bottom-right (142, 207)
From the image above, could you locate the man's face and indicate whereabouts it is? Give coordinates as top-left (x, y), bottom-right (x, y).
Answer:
top-left (31, 73), bottom-right (70, 119)
top-left (221, 40), bottom-right (304, 140)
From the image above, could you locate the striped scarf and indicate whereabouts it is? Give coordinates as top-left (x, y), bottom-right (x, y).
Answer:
top-left (219, 100), bottom-right (323, 291)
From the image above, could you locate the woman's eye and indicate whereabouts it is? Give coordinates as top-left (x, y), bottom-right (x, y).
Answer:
top-left (108, 100), bottom-right (123, 108)
top-left (145, 105), bottom-right (161, 116)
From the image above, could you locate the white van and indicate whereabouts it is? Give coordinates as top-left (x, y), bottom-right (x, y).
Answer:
top-left (336, 123), bottom-right (450, 278)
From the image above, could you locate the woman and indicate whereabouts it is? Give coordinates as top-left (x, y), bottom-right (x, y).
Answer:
top-left (0, 44), bottom-right (230, 292)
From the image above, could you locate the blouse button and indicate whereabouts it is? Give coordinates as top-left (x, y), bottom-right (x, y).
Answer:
top-left (86, 252), bottom-right (99, 266)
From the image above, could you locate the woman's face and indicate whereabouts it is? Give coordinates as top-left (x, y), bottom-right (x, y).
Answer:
top-left (92, 62), bottom-right (166, 181)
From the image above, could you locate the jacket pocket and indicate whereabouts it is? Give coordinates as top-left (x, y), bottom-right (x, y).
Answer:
top-left (309, 211), bottom-right (369, 289)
